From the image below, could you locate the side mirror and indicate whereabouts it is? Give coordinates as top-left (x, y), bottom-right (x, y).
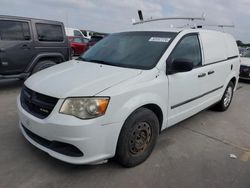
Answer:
top-left (171, 58), bottom-right (194, 73)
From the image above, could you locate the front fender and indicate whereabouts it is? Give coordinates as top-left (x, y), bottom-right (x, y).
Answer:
top-left (105, 91), bottom-right (168, 131)
top-left (25, 53), bottom-right (66, 72)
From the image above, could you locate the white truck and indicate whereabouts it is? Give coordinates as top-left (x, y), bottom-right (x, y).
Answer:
top-left (17, 26), bottom-right (240, 167)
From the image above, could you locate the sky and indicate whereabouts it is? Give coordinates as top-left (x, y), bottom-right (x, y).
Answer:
top-left (1, 0), bottom-right (250, 42)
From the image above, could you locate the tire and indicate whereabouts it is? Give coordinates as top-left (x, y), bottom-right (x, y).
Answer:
top-left (116, 108), bottom-right (159, 167)
top-left (32, 60), bottom-right (56, 74)
top-left (214, 81), bottom-right (234, 111)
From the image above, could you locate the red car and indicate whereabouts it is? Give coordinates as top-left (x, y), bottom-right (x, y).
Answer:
top-left (68, 36), bottom-right (89, 56)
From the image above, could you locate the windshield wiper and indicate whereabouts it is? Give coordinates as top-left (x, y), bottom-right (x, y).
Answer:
top-left (76, 57), bottom-right (115, 66)
top-left (76, 56), bottom-right (87, 61)
top-left (86, 59), bottom-right (115, 66)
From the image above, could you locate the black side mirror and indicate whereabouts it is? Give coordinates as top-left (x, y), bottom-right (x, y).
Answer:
top-left (170, 58), bottom-right (194, 73)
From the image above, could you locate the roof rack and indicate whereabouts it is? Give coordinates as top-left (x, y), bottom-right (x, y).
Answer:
top-left (132, 16), bottom-right (205, 25)
top-left (132, 10), bottom-right (205, 25)
top-left (196, 24), bottom-right (235, 32)
top-left (132, 11), bottom-right (234, 31)
top-left (198, 24), bottom-right (234, 28)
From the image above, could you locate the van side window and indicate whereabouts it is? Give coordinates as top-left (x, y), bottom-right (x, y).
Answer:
top-left (74, 30), bottom-right (82, 37)
top-left (36, 23), bottom-right (63, 42)
top-left (82, 30), bottom-right (87, 37)
top-left (0, 20), bottom-right (30, 41)
top-left (169, 35), bottom-right (202, 67)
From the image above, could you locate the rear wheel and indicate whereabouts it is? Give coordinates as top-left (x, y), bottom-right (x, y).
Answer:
top-left (116, 108), bottom-right (159, 167)
top-left (32, 60), bottom-right (56, 74)
top-left (214, 81), bottom-right (234, 111)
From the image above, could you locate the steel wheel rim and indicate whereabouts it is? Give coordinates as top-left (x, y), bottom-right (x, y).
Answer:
top-left (128, 122), bottom-right (152, 155)
top-left (224, 86), bottom-right (233, 107)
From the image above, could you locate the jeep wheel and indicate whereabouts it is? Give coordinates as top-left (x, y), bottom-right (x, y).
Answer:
top-left (116, 108), bottom-right (159, 167)
top-left (32, 60), bottom-right (56, 74)
top-left (214, 81), bottom-right (234, 111)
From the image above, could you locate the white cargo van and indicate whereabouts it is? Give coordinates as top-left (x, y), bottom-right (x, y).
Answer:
top-left (17, 27), bottom-right (240, 167)
top-left (65, 27), bottom-right (87, 38)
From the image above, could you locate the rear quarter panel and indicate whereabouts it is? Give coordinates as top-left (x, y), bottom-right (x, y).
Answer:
top-left (199, 30), bottom-right (239, 92)
top-left (31, 19), bottom-right (70, 61)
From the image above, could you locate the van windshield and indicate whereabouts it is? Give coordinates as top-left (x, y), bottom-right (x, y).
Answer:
top-left (79, 31), bottom-right (177, 70)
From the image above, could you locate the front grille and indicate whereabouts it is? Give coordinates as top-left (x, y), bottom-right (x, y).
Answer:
top-left (22, 124), bottom-right (83, 157)
top-left (20, 86), bottom-right (58, 119)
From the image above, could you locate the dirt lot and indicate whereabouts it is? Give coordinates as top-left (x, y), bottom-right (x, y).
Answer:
top-left (0, 79), bottom-right (249, 188)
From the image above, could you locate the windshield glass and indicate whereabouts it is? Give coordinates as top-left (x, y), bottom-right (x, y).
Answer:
top-left (79, 31), bottom-right (177, 70)
top-left (243, 50), bottom-right (250, 58)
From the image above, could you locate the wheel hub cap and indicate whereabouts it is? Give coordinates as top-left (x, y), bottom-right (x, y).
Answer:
top-left (129, 122), bottom-right (151, 155)
top-left (224, 86), bottom-right (233, 107)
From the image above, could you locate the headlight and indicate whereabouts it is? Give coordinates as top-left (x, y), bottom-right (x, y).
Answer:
top-left (59, 97), bottom-right (110, 119)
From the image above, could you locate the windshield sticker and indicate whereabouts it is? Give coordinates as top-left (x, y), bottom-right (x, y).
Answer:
top-left (149, 37), bottom-right (171, 43)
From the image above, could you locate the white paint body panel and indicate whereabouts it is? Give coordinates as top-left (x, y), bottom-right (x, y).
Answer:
top-left (25, 61), bottom-right (141, 98)
top-left (17, 28), bottom-right (240, 164)
top-left (199, 30), bottom-right (227, 64)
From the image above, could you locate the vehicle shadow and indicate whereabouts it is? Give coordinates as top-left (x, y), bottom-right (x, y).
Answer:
top-left (239, 79), bottom-right (250, 84)
top-left (0, 79), bottom-right (24, 91)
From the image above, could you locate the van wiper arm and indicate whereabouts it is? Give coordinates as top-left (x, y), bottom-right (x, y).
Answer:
top-left (77, 57), bottom-right (115, 66)
top-left (87, 59), bottom-right (115, 66)
top-left (77, 56), bottom-right (87, 61)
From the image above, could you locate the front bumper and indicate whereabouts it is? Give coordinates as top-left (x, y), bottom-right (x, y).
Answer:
top-left (17, 96), bottom-right (122, 164)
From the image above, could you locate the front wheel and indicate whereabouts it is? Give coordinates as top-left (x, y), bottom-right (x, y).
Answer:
top-left (116, 108), bottom-right (159, 167)
top-left (214, 81), bottom-right (234, 111)
top-left (32, 60), bottom-right (56, 74)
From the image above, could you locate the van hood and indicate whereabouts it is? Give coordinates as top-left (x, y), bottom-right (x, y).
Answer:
top-left (25, 60), bottom-right (142, 98)
top-left (241, 57), bottom-right (250, 66)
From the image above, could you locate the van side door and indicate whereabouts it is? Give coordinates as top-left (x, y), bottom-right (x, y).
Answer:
top-left (199, 31), bottom-right (237, 93)
top-left (167, 33), bottom-right (211, 126)
top-left (0, 19), bottom-right (34, 74)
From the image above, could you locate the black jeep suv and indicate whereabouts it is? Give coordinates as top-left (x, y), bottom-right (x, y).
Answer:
top-left (0, 15), bottom-right (70, 79)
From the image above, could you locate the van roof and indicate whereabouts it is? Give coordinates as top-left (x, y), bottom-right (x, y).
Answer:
top-left (0, 15), bottom-right (63, 25)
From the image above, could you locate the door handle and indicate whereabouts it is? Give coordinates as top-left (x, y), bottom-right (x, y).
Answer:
top-left (21, 44), bottom-right (30, 49)
top-left (208, 70), bottom-right (215, 75)
top-left (198, 73), bottom-right (206, 78)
